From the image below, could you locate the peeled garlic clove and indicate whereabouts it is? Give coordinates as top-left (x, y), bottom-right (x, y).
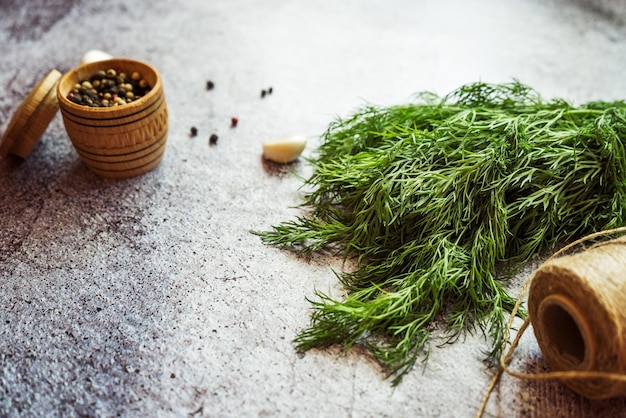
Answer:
top-left (81, 49), bottom-right (114, 65)
top-left (263, 135), bottom-right (307, 163)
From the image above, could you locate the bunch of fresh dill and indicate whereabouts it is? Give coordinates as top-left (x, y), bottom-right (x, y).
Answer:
top-left (256, 81), bottom-right (626, 384)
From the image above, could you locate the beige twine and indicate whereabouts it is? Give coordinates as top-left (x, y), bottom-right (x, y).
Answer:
top-left (476, 227), bottom-right (626, 417)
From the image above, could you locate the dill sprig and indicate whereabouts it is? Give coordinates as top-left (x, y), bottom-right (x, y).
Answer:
top-left (255, 81), bottom-right (626, 385)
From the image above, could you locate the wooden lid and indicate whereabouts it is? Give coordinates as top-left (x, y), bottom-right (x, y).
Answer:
top-left (0, 69), bottom-right (62, 158)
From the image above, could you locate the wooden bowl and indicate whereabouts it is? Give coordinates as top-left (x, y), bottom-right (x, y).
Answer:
top-left (57, 58), bottom-right (168, 178)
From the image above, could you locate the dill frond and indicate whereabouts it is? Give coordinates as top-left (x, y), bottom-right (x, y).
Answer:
top-left (254, 81), bottom-right (626, 384)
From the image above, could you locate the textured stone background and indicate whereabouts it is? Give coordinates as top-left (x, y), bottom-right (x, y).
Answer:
top-left (1, 0), bottom-right (626, 417)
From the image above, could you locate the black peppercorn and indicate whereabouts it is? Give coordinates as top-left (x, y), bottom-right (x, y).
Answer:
top-left (209, 133), bottom-right (218, 145)
top-left (190, 126), bottom-right (198, 137)
top-left (206, 80), bottom-right (215, 90)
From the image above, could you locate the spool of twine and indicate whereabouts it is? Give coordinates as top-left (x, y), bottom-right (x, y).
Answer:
top-left (528, 235), bottom-right (626, 399)
top-left (476, 229), bottom-right (626, 417)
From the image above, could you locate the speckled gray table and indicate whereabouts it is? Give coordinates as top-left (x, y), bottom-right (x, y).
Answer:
top-left (1, 1), bottom-right (626, 417)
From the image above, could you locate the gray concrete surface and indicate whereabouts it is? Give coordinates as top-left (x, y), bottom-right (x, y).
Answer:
top-left (1, 0), bottom-right (626, 417)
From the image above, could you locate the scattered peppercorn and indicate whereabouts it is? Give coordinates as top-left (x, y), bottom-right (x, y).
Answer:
top-left (209, 133), bottom-right (219, 145)
top-left (261, 89), bottom-right (267, 98)
top-left (190, 126), bottom-right (198, 137)
top-left (231, 117), bottom-right (238, 128)
top-left (206, 80), bottom-right (215, 90)
top-left (268, 87), bottom-right (273, 94)
top-left (66, 68), bottom-right (151, 107)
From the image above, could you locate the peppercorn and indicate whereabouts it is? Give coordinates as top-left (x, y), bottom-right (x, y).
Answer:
top-left (67, 67), bottom-right (152, 107)
top-left (261, 89), bottom-right (267, 98)
top-left (206, 80), bottom-right (215, 90)
top-left (190, 126), bottom-right (198, 137)
top-left (231, 117), bottom-right (238, 128)
top-left (209, 133), bottom-right (218, 145)
top-left (268, 87), bottom-right (273, 94)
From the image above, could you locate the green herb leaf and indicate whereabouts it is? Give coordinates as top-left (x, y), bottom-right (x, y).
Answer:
top-left (254, 81), bottom-right (626, 384)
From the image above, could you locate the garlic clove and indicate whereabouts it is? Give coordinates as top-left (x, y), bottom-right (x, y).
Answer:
top-left (81, 50), bottom-right (114, 65)
top-left (263, 135), bottom-right (307, 163)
